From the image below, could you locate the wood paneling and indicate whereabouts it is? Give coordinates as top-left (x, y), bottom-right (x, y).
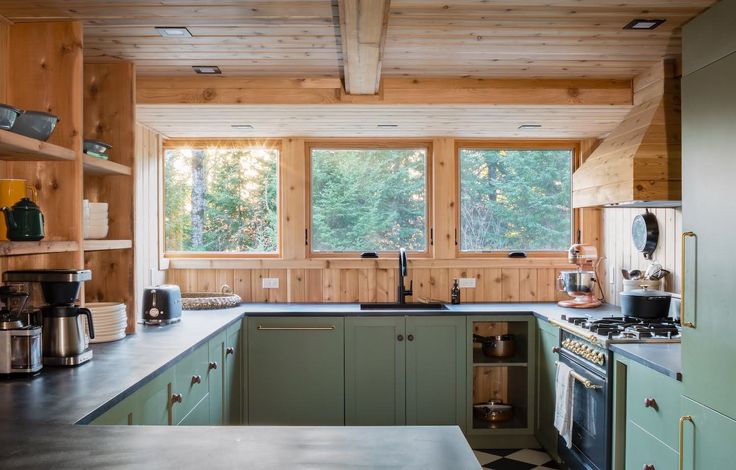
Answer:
top-left (83, 62), bottom-right (137, 331)
top-left (137, 104), bottom-right (631, 139)
top-left (0, 1), bottom-right (714, 79)
top-left (338, 0), bottom-right (391, 95)
top-left (600, 207), bottom-right (682, 306)
top-left (572, 60), bottom-right (682, 207)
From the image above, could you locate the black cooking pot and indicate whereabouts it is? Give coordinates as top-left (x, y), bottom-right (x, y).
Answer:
top-left (620, 287), bottom-right (671, 319)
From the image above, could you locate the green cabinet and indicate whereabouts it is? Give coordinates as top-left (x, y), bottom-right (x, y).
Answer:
top-left (90, 395), bottom-right (135, 425)
top-left (247, 316), bottom-right (345, 425)
top-left (208, 330), bottom-right (226, 425)
top-left (535, 319), bottom-right (559, 459)
top-left (135, 368), bottom-right (174, 426)
top-left (625, 421), bottom-right (678, 470)
top-left (405, 316), bottom-right (466, 428)
top-left (680, 396), bottom-right (736, 470)
top-left (178, 395), bottom-right (211, 426)
top-left (345, 316), bottom-right (406, 425)
top-left (172, 342), bottom-right (210, 424)
top-left (682, 5), bottom-right (736, 421)
top-left (224, 321), bottom-right (243, 424)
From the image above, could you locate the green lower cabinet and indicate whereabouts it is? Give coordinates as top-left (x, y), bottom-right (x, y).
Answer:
top-left (208, 331), bottom-right (226, 425)
top-left (135, 368), bottom-right (174, 426)
top-left (680, 396), bottom-right (736, 470)
top-left (247, 316), bottom-right (345, 425)
top-left (178, 394), bottom-right (211, 426)
top-left (405, 316), bottom-right (466, 428)
top-left (345, 316), bottom-right (406, 425)
top-left (91, 395), bottom-right (135, 425)
top-left (535, 319), bottom-right (559, 459)
top-left (172, 343), bottom-right (211, 424)
top-left (625, 421), bottom-right (678, 470)
top-left (224, 320), bottom-right (243, 425)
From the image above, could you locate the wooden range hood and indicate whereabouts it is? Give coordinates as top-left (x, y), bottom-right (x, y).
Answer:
top-left (572, 61), bottom-right (681, 208)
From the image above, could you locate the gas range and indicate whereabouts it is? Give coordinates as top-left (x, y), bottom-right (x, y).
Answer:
top-left (552, 314), bottom-right (681, 348)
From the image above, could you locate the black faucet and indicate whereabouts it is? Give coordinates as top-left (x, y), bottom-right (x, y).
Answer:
top-left (397, 248), bottom-right (413, 304)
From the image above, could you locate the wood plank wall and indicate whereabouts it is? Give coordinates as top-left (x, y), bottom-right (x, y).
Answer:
top-left (163, 136), bottom-right (593, 304)
top-left (600, 207), bottom-right (682, 306)
top-left (133, 123), bottom-right (166, 313)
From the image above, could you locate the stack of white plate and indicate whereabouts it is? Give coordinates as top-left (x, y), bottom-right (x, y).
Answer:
top-left (83, 200), bottom-right (109, 239)
top-left (85, 302), bottom-right (127, 343)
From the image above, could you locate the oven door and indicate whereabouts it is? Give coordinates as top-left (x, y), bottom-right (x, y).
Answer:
top-left (558, 354), bottom-right (611, 470)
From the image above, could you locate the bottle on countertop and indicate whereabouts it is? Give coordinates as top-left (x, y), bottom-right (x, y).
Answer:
top-left (451, 279), bottom-right (461, 304)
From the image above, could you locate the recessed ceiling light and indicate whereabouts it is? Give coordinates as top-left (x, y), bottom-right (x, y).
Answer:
top-left (192, 65), bottom-right (222, 75)
top-left (231, 124), bottom-right (254, 129)
top-left (155, 26), bottom-right (192, 38)
top-left (518, 123), bottom-right (542, 129)
top-left (623, 19), bottom-right (666, 30)
top-left (377, 124), bottom-right (398, 128)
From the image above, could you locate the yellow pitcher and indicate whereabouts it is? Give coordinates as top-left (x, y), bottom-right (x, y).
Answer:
top-left (0, 179), bottom-right (37, 241)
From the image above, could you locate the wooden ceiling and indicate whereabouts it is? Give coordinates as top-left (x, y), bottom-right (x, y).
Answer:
top-left (0, 1), bottom-right (715, 79)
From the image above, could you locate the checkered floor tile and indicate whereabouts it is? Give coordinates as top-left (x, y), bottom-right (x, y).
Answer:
top-left (473, 448), bottom-right (560, 470)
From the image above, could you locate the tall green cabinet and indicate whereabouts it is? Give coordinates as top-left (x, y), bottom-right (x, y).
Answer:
top-left (535, 319), bottom-right (559, 460)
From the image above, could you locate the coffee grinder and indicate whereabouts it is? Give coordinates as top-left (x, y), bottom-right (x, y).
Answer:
top-left (0, 285), bottom-right (42, 374)
top-left (3, 269), bottom-right (94, 366)
top-left (556, 244), bottom-right (603, 308)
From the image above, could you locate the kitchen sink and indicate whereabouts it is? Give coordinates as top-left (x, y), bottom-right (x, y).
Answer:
top-left (359, 302), bottom-right (448, 310)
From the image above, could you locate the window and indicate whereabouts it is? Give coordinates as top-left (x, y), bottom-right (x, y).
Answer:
top-left (309, 146), bottom-right (430, 254)
top-left (164, 144), bottom-right (279, 255)
top-left (458, 145), bottom-right (573, 253)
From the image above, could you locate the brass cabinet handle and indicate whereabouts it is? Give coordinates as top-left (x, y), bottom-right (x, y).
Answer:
top-left (208, 361), bottom-right (218, 370)
top-left (257, 325), bottom-right (336, 331)
top-left (679, 415), bottom-right (693, 470)
top-left (681, 231), bottom-right (697, 328)
top-left (397, 334), bottom-right (404, 341)
top-left (226, 347), bottom-right (235, 355)
top-left (171, 393), bottom-right (183, 404)
top-left (191, 375), bottom-right (202, 385)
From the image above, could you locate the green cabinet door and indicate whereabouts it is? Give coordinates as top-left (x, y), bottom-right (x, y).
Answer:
top-left (345, 316), bottom-right (406, 425)
top-left (535, 319), bottom-right (559, 459)
top-left (224, 320), bottom-right (243, 425)
top-left (172, 343), bottom-right (210, 424)
top-left (91, 396), bottom-right (135, 425)
top-left (681, 396), bottom-right (736, 470)
top-left (625, 421), bottom-right (678, 470)
top-left (136, 368), bottom-right (174, 426)
top-left (178, 394), bottom-right (211, 426)
top-left (681, 51), bottom-right (736, 419)
top-left (208, 330), bottom-right (226, 425)
top-left (247, 316), bottom-right (345, 425)
top-left (405, 316), bottom-right (466, 429)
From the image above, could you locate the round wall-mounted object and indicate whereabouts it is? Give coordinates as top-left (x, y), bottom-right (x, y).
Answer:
top-left (632, 212), bottom-right (659, 259)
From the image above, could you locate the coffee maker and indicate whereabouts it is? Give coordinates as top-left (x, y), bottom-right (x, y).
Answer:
top-left (3, 269), bottom-right (94, 366)
top-left (556, 244), bottom-right (603, 308)
top-left (0, 285), bottom-right (42, 374)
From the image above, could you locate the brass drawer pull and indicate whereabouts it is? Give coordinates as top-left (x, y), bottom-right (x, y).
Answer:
top-left (257, 325), bottom-right (336, 331)
top-left (679, 415), bottom-right (693, 470)
top-left (681, 231), bottom-right (697, 328)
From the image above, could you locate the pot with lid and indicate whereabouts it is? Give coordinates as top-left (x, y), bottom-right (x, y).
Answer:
top-left (620, 286), bottom-right (672, 319)
top-left (473, 333), bottom-right (515, 358)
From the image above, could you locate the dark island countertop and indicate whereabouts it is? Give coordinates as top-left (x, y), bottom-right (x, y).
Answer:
top-left (610, 343), bottom-right (683, 381)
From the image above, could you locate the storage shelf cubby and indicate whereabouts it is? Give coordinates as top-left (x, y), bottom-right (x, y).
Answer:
top-left (0, 240), bottom-right (79, 256)
top-left (83, 239), bottom-right (132, 252)
top-left (0, 129), bottom-right (77, 162)
top-left (82, 154), bottom-right (132, 176)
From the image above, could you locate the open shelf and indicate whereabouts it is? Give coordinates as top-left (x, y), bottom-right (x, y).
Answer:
top-left (83, 239), bottom-right (132, 251)
top-left (0, 240), bottom-right (79, 256)
top-left (0, 129), bottom-right (76, 162)
top-left (82, 154), bottom-right (132, 176)
top-left (473, 349), bottom-right (528, 367)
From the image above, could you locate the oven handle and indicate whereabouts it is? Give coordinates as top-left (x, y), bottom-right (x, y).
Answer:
top-left (556, 361), bottom-right (603, 390)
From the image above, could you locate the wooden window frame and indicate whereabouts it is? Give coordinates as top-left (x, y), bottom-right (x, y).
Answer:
top-left (305, 139), bottom-right (434, 259)
top-left (455, 140), bottom-right (580, 258)
top-left (161, 138), bottom-right (283, 259)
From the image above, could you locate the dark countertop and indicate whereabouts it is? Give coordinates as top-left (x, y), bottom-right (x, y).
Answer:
top-left (610, 343), bottom-right (683, 381)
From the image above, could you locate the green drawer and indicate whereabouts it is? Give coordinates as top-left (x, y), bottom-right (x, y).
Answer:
top-left (626, 360), bottom-right (682, 449)
top-left (172, 343), bottom-right (210, 423)
top-left (625, 421), bottom-right (678, 470)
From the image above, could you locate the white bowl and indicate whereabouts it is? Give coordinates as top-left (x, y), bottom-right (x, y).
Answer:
top-left (88, 202), bottom-right (108, 211)
top-left (84, 225), bottom-right (109, 239)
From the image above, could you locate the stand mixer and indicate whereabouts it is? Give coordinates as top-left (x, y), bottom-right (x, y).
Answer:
top-left (557, 244), bottom-right (603, 308)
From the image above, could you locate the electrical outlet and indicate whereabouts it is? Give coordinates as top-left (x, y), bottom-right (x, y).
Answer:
top-left (262, 278), bottom-right (280, 289)
top-left (457, 277), bottom-right (476, 288)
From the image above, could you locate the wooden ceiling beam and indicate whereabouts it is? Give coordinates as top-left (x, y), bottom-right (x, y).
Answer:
top-left (136, 76), bottom-right (632, 106)
top-left (338, 0), bottom-right (391, 95)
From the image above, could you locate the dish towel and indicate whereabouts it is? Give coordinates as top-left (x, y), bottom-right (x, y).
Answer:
top-left (554, 361), bottom-right (575, 448)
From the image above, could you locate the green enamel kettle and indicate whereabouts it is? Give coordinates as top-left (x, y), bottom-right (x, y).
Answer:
top-left (2, 197), bottom-right (45, 241)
